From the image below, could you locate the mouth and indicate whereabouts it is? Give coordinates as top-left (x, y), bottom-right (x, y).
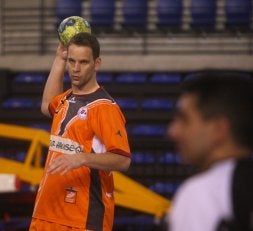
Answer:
top-left (71, 75), bottom-right (79, 81)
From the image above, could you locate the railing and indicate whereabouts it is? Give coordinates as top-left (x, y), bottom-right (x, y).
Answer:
top-left (0, 123), bottom-right (170, 218)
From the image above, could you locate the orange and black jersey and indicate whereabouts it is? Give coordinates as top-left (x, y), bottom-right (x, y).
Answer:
top-left (32, 87), bottom-right (131, 231)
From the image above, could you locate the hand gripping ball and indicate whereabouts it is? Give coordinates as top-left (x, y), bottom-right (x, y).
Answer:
top-left (57, 16), bottom-right (92, 46)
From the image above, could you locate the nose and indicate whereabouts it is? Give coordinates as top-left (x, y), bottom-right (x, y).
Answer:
top-left (73, 62), bottom-right (80, 72)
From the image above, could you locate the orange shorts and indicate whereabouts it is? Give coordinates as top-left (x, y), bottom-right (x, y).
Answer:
top-left (29, 218), bottom-right (94, 231)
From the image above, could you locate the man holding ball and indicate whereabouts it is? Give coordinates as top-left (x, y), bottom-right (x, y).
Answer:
top-left (29, 23), bottom-right (131, 231)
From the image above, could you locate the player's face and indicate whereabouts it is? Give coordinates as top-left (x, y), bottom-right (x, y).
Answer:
top-left (168, 93), bottom-right (214, 168)
top-left (67, 44), bottom-right (100, 93)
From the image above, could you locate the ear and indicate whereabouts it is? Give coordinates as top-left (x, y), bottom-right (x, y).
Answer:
top-left (94, 57), bottom-right (101, 72)
top-left (211, 117), bottom-right (230, 144)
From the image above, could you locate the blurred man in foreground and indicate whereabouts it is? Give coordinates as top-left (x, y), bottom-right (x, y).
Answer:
top-left (166, 73), bottom-right (253, 231)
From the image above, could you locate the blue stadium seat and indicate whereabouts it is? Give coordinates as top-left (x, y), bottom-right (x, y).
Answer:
top-left (30, 123), bottom-right (51, 131)
top-left (144, 153), bottom-right (156, 164)
top-left (63, 72), bottom-right (71, 83)
top-left (131, 152), bottom-right (156, 164)
top-left (96, 73), bottom-right (113, 84)
top-left (131, 152), bottom-right (146, 164)
top-left (55, 0), bottom-right (82, 26)
top-left (158, 152), bottom-right (178, 164)
top-left (35, 100), bottom-right (42, 109)
top-left (225, 0), bottom-right (252, 30)
top-left (185, 71), bottom-right (252, 82)
top-left (90, 0), bottom-right (115, 32)
top-left (115, 73), bottom-right (147, 84)
top-left (164, 182), bottom-right (178, 194)
top-left (150, 73), bottom-right (181, 84)
top-left (129, 124), bottom-right (165, 137)
top-left (14, 73), bottom-right (46, 84)
top-left (149, 182), bottom-right (165, 194)
top-left (156, 0), bottom-right (183, 31)
top-left (190, 0), bottom-right (217, 30)
top-left (0, 217), bottom-right (31, 230)
top-left (121, 0), bottom-right (148, 31)
top-left (150, 182), bottom-right (178, 194)
top-left (141, 98), bottom-right (174, 110)
top-left (16, 152), bottom-right (26, 162)
top-left (116, 98), bottom-right (138, 110)
top-left (2, 98), bottom-right (35, 109)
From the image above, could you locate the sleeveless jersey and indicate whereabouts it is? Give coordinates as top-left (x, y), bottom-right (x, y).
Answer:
top-left (32, 87), bottom-right (131, 231)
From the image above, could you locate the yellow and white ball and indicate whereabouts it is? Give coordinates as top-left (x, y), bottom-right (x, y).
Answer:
top-left (58, 16), bottom-right (91, 46)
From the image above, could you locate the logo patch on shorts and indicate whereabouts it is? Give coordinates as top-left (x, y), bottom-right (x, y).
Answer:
top-left (65, 187), bottom-right (77, 204)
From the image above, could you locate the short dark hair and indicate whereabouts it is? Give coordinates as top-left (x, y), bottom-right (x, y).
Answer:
top-left (182, 72), bottom-right (253, 149)
top-left (68, 32), bottom-right (100, 59)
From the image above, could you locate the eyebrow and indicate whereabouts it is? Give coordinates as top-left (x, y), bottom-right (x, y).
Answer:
top-left (68, 57), bottom-right (89, 62)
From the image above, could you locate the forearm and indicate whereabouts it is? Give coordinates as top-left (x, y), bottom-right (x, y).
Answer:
top-left (80, 152), bottom-right (131, 171)
top-left (41, 44), bottom-right (67, 116)
top-left (47, 152), bottom-right (131, 175)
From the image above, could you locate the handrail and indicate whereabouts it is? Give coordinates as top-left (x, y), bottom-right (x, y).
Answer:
top-left (0, 123), bottom-right (170, 219)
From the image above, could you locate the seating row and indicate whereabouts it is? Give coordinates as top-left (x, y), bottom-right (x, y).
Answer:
top-left (56, 0), bottom-right (253, 31)
top-left (13, 72), bottom-right (182, 84)
top-left (1, 97), bottom-right (174, 111)
top-left (131, 152), bottom-right (181, 165)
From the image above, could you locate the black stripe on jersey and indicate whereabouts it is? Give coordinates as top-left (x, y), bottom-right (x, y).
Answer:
top-left (86, 168), bottom-right (104, 231)
top-left (58, 88), bottom-right (115, 136)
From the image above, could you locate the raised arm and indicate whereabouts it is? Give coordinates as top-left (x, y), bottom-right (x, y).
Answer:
top-left (41, 43), bottom-right (67, 117)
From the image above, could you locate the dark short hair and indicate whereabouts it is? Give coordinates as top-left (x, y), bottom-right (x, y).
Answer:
top-left (68, 32), bottom-right (100, 59)
top-left (182, 72), bottom-right (253, 149)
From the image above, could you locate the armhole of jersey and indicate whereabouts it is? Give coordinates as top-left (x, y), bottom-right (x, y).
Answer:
top-left (48, 103), bottom-right (53, 117)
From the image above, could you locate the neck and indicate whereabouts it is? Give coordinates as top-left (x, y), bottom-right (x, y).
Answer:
top-left (202, 144), bottom-right (251, 170)
top-left (72, 82), bottom-right (100, 95)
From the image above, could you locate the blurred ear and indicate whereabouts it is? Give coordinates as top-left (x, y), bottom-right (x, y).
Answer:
top-left (95, 57), bottom-right (101, 72)
top-left (211, 117), bottom-right (230, 144)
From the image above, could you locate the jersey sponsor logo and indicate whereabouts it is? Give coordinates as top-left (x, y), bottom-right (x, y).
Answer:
top-left (77, 106), bottom-right (88, 120)
top-left (49, 135), bottom-right (83, 154)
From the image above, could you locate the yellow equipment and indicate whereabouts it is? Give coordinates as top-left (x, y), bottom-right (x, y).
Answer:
top-left (0, 123), bottom-right (170, 219)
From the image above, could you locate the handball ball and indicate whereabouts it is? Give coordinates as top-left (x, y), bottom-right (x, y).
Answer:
top-left (57, 16), bottom-right (91, 46)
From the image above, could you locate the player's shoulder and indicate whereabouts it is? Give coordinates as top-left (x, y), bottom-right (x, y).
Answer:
top-left (176, 159), bottom-right (236, 199)
top-left (87, 87), bottom-right (115, 104)
top-left (53, 89), bottom-right (72, 101)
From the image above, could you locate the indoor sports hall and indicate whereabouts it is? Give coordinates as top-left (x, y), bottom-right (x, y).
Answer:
top-left (0, 0), bottom-right (252, 230)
